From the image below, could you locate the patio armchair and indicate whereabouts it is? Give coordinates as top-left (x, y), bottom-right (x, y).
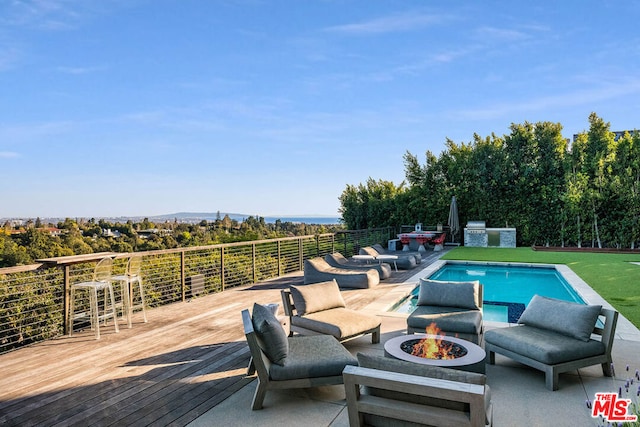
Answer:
top-left (242, 303), bottom-right (358, 410)
top-left (343, 353), bottom-right (492, 427)
top-left (281, 279), bottom-right (381, 343)
top-left (324, 252), bottom-right (392, 279)
top-left (407, 279), bottom-right (484, 345)
top-left (304, 257), bottom-right (380, 288)
top-left (360, 246), bottom-right (417, 270)
top-left (485, 295), bottom-right (618, 390)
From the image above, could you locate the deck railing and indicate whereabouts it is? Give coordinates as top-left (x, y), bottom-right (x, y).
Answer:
top-left (0, 228), bottom-right (392, 354)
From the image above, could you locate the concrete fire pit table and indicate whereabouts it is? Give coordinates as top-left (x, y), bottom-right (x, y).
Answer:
top-left (384, 334), bottom-right (486, 374)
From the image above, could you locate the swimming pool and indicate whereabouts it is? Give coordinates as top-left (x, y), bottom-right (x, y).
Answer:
top-left (392, 262), bottom-right (586, 323)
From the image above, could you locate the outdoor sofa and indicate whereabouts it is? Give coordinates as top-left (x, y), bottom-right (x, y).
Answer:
top-left (485, 295), bottom-right (618, 390)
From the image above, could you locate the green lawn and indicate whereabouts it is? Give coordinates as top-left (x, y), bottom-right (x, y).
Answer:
top-left (442, 247), bottom-right (640, 329)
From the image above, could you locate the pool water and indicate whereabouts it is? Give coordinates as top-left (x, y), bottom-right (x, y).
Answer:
top-left (393, 263), bottom-right (585, 323)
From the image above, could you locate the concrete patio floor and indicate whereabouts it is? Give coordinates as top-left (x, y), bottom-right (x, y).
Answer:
top-left (189, 268), bottom-right (640, 427)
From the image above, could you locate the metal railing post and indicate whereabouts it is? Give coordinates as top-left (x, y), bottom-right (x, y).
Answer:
top-left (299, 238), bottom-right (303, 271)
top-left (220, 247), bottom-right (225, 291)
top-left (180, 251), bottom-right (186, 302)
top-left (252, 243), bottom-right (257, 284)
top-left (63, 265), bottom-right (71, 335)
top-left (277, 240), bottom-right (282, 276)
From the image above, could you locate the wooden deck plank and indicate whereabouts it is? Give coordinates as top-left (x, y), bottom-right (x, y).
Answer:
top-left (0, 258), bottom-right (435, 427)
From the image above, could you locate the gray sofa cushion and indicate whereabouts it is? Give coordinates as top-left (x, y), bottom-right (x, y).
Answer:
top-left (290, 280), bottom-right (346, 315)
top-left (485, 325), bottom-right (606, 364)
top-left (417, 279), bottom-right (480, 310)
top-left (517, 295), bottom-right (601, 342)
top-left (269, 335), bottom-right (357, 381)
top-left (407, 305), bottom-right (482, 335)
top-left (252, 303), bottom-right (289, 366)
top-left (290, 307), bottom-right (380, 340)
top-left (357, 353), bottom-right (491, 425)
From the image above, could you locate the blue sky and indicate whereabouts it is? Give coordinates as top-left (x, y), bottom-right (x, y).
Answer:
top-left (1, 1), bottom-right (639, 219)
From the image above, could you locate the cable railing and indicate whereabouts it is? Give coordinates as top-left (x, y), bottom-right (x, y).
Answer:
top-left (0, 228), bottom-right (392, 354)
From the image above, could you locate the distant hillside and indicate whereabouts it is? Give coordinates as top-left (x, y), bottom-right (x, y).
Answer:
top-left (150, 212), bottom-right (342, 224)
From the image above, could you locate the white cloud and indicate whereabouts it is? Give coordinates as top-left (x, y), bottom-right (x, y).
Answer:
top-left (0, 151), bottom-right (20, 158)
top-left (453, 78), bottom-right (640, 121)
top-left (56, 65), bottom-right (105, 75)
top-left (324, 11), bottom-right (446, 35)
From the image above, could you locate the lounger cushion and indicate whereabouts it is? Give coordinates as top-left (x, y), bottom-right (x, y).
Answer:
top-left (269, 335), bottom-right (357, 381)
top-left (357, 353), bottom-right (491, 424)
top-left (417, 279), bottom-right (480, 310)
top-left (407, 305), bottom-right (483, 335)
top-left (517, 295), bottom-right (601, 342)
top-left (290, 307), bottom-right (380, 340)
top-left (485, 325), bottom-right (606, 364)
top-left (252, 303), bottom-right (288, 366)
top-left (290, 280), bottom-right (345, 315)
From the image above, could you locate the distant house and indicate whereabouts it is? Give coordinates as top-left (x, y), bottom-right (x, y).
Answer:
top-left (45, 228), bottom-right (65, 237)
top-left (102, 228), bottom-right (122, 238)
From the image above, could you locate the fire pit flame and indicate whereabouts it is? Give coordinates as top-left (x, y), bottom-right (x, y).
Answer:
top-left (409, 323), bottom-right (467, 360)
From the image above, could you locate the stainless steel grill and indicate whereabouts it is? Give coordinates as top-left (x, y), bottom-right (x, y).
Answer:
top-left (466, 221), bottom-right (486, 234)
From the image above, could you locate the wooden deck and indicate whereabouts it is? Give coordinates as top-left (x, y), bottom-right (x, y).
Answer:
top-left (0, 255), bottom-right (436, 427)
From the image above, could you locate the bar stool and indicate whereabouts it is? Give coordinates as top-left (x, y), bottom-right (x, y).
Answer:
top-left (112, 255), bottom-right (147, 328)
top-left (69, 256), bottom-right (119, 339)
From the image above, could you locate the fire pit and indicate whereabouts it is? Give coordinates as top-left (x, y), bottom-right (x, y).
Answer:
top-left (384, 332), bottom-right (486, 373)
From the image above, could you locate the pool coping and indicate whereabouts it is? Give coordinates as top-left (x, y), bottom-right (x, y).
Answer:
top-left (368, 259), bottom-right (640, 342)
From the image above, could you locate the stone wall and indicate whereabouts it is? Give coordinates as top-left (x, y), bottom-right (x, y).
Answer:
top-left (464, 228), bottom-right (516, 248)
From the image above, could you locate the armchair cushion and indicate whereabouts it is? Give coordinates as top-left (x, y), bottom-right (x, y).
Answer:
top-left (290, 307), bottom-right (381, 340)
top-left (270, 335), bottom-right (357, 381)
top-left (417, 279), bottom-right (480, 310)
top-left (485, 326), bottom-right (606, 364)
top-left (517, 295), bottom-right (601, 342)
top-left (407, 305), bottom-right (483, 335)
top-left (290, 280), bottom-right (346, 315)
top-left (252, 303), bottom-right (288, 365)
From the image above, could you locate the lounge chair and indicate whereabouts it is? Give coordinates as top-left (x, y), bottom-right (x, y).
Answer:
top-left (373, 243), bottom-right (422, 264)
top-left (281, 279), bottom-right (381, 343)
top-left (407, 279), bottom-right (484, 345)
top-left (324, 252), bottom-right (392, 279)
top-left (359, 246), bottom-right (417, 270)
top-left (304, 257), bottom-right (379, 288)
top-left (242, 304), bottom-right (357, 409)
